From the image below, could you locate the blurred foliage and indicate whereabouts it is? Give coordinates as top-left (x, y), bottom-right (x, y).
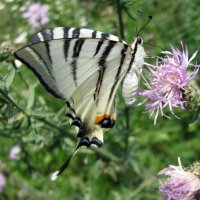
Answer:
top-left (0, 0), bottom-right (200, 200)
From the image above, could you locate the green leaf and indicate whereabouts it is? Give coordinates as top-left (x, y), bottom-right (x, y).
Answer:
top-left (7, 102), bottom-right (14, 124)
top-left (189, 110), bottom-right (200, 126)
top-left (5, 68), bottom-right (15, 88)
top-left (0, 95), bottom-right (9, 104)
top-left (26, 85), bottom-right (35, 110)
top-left (20, 115), bottom-right (31, 128)
top-left (30, 110), bottom-right (55, 117)
top-left (0, 51), bottom-right (11, 62)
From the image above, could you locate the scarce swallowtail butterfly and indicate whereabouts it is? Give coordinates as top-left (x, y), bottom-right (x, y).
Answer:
top-left (14, 27), bottom-right (145, 180)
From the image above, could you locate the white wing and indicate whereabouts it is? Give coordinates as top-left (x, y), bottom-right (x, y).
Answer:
top-left (31, 27), bottom-right (126, 44)
top-left (14, 32), bottom-right (131, 147)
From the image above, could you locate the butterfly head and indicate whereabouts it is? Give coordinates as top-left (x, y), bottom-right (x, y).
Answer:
top-left (136, 36), bottom-right (143, 45)
top-left (131, 36), bottom-right (143, 49)
top-left (129, 36), bottom-right (145, 74)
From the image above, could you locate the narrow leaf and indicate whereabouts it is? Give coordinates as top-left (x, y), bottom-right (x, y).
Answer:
top-left (26, 85), bottom-right (35, 110)
top-left (30, 110), bottom-right (55, 117)
top-left (8, 103), bottom-right (14, 124)
top-left (0, 52), bottom-right (11, 62)
top-left (5, 68), bottom-right (15, 88)
top-left (0, 95), bottom-right (9, 104)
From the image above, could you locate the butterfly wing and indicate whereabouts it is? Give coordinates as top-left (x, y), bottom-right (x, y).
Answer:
top-left (14, 29), bottom-right (131, 148)
top-left (30, 27), bottom-right (126, 43)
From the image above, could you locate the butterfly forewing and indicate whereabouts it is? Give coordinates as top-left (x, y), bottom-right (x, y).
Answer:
top-left (31, 27), bottom-right (126, 44)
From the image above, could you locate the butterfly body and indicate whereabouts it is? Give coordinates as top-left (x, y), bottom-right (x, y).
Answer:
top-left (14, 27), bottom-right (145, 177)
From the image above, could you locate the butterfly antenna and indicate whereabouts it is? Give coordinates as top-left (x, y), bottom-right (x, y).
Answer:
top-left (137, 16), bottom-right (152, 36)
top-left (50, 146), bottom-right (79, 181)
top-left (135, 10), bottom-right (142, 36)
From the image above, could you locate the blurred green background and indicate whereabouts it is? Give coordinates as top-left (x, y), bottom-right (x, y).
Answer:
top-left (0, 0), bottom-right (199, 199)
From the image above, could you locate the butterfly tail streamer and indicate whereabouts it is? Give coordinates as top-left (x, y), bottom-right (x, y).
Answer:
top-left (50, 146), bottom-right (79, 181)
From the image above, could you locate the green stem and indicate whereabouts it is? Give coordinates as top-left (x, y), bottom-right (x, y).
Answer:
top-left (92, 147), bottom-right (121, 163)
top-left (124, 107), bottom-right (130, 159)
top-left (116, 0), bottom-right (130, 159)
top-left (0, 88), bottom-right (28, 116)
top-left (116, 0), bottom-right (124, 40)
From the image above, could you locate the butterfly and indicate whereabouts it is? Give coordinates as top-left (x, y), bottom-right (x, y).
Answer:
top-left (14, 27), bottom-right (145, 180)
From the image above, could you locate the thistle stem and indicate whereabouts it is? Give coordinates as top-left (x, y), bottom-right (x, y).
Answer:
top-left (116, 0), bottom-right (130, 159)
top-left (116, 0), bottom-right (124, 40)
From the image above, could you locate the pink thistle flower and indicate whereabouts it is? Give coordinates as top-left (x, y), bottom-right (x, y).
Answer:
top-left (140, 43), bottom-right (199, 124)
top-left (157, 158), bottom-right (200, 200)
top-left (23, 3), bottom-right (49, 29)
top-left (9, 145), bottom-right (21, 160)
top-left (0, 172), bottom-right (6, 192)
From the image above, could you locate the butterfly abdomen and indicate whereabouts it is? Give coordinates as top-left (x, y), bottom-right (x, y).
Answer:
top-left (122, 73), bottom-right (140, 105)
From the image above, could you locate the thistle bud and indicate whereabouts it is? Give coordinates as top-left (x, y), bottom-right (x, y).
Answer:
top-left (158, 158), bottom-right (200, 200)
top-left (0, 42), bottom-right (14, 62)
top-left (183, 82), bottom-right (200, 111)
top-left (189, 162), bottom-right (200, 199)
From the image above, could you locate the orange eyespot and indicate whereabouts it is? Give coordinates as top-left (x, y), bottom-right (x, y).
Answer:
top-left (95, 114), bottom-right (115, 124)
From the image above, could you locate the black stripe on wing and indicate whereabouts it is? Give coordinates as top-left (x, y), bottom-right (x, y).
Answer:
top-left (72, 28), bottom-right (81, 38)
top-left (94, 40), bottom-right (117, 101)
top-left (31, 28), bottom-right (54, 43)
top-left (14, 51), bottom-right (63, 99)
top-left (71, 39), bottom-right (85, 86)
top-left (29, 45), bottom-right (51, 75)
top-left (93, 40), bottom-right (104, 57)
top-left (44, 41), bottom-right (52, 64)
top-left (30, 27), bottom-right (127, 44)
top-left (92, 30), bottom-right (97, 38)
top-left (42, 29), bottom-right (54, 41)
top-left (66, 101), bottom-right (76, 115)
top-left (108, 44), bottom-right (128, 102)
top-left (101, 33), bottom-right (110, 39)
top-left (64, 27), bottom-right (70, 38)
top-left (63, 40), bottom-right (71, 61)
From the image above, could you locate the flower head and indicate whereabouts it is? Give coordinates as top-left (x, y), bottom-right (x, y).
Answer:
top-left (140, 43), bottom-right (199, 124)
top-left (23, 3), bottom-right (49, 29)
top-left (9, 145), bottom-right (21, 160)
top-left (0, 172), bottom-right (6, 192)
top-left (157, 158), bottom-right (200, 200)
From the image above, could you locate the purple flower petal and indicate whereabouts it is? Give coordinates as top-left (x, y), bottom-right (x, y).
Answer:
top-left (140, 43), bottom-right (199, 123)
top-left (23, 3), bottom-right (49, 29)
top-left (9, 145), bottom-right (21, 160)
top-left (158, 158), bottom-right (200, 200)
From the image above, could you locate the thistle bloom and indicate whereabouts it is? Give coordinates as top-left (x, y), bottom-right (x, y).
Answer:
top-left (23, 3), bottom-right (49, 29)
top-left (140, 43), bottom-right (199, 124)
top-left (157, 158), bottom-right (200, 200)
top-left (9, 145), bottom-right (21, 160)
top-left (0, 172), bottom-right (6, 192)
